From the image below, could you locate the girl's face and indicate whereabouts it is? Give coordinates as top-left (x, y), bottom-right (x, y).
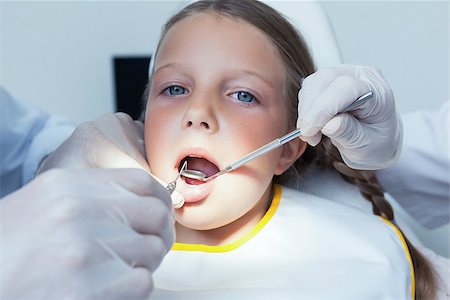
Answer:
top-left (145, 12), bottom-right (305, 243)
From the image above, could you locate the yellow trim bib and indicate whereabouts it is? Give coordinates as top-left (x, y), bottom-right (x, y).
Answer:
top-left (153, 185), bottom-right (415, 300)
top-left (172, 184), bottom-right (281, 252)
top-left (380, 217), bottom-right (416, 299)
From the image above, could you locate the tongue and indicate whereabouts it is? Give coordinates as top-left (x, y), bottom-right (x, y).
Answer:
top-left (186, 157), bottom-right (219, 177)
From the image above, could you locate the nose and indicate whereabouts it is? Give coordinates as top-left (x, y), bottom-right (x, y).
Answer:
top-left (182, 95), bottom-right (219, 133)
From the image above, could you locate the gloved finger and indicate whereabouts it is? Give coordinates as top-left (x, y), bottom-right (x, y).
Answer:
top-left (321, 113), bottom-right (368, 149)
top-left (101, 168), bottom-right (171, 203)
top-left (323, 113), bottom-right (396, 170)
top-left (48, 213), bottom-right (172, 272)
top-left (22, 170), bottom-right (169, 246)
top-left (44, 113), bottom-right (150, 172)
top-left (352, 66), bottom-right (396, 121)
top-left (112, 112), bottom-right (146, 150)
top-left (113, 113), bottom-right (145, 140)
top-left (99, 167), bottom-right (183, 211)
top-left (77, 169), bottom-right (174, 239)
top-left (106, 268), bottom-right (153, 300)
top-left (298, 72), bottom-right (328, 123)
top-left (93, 148), bottom-right (150, 171)
top-left (87, 263), bottom-right (153, 300)
top-left (93, 112), bottom-right (142, 141)
top-left (298, 66), bottom-right (355, 123)
top-left (149, 173), bottom-right (185, 209)
top-left (299, 132), bottom-right (322, 147)
top-left (90, 114), bottom-right (150, 172)
top-left (301, 75), bottom-right (370, 137)
top-left (103, 193), bottom-right (174, 247)
top-left (102, 234), bottom-right (171, 272)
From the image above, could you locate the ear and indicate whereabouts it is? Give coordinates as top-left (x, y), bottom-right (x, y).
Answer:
top-left (274, 138), bottom-right (307, 175)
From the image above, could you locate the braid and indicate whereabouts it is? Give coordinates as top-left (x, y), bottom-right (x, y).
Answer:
top-left (317, 138), bottom-right (394, 221)
top-left (292, 137), bottom-right (437, 300)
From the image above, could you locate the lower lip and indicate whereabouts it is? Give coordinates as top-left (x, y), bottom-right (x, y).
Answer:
top-left (183, 177), bottom-right (204, 185)
top-left (177, 179), bottom-right (213, 204)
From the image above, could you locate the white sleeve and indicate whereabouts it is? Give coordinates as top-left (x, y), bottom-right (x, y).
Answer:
top-left (0, 87), bottom-right (75, 197)
top-left (377, 101), bottom-right (449, 229)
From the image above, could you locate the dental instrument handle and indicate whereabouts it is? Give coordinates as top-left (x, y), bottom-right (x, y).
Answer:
top-left (343, 91), bottom-right (373, 112)
top-left (227, 129), bottom-right (302, 171)
top-left (165, 161), bottom-right (187, 209)
top-left (165, 182), bottom-right (177, 195)
top-left (223, 91), bottom-right (373, 173)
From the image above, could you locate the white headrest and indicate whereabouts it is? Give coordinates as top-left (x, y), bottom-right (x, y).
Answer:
top-left (262, 0), bottom-right (342, 68)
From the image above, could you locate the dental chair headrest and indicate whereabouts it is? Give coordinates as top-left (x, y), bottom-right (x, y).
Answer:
top-left (263, 0), bottom-right (342, 68)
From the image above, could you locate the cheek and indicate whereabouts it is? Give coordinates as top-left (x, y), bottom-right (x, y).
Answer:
top-left (144, 106), bottom-right (172, 168)
top-left (144, 100), bottom-right (177, 142)
top-left (227, 111), bottom-right (288, 166)
top-left (144, 109), bottom-right (160, 151)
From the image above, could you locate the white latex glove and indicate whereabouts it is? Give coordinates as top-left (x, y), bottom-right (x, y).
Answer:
top-left (0, 168), bottom-right (174, 299)
top-left (38, 112), bottom-right (150, 172)
top-left (297, 65), bottom-right (403, 170)
top-left (38, 112), bottom-right (184, 206)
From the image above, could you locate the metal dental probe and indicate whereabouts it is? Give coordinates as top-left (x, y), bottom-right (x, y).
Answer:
top-left (165, 161), bottom-right (187, 208)
top-left (181, 91), bottom-right (374, 182)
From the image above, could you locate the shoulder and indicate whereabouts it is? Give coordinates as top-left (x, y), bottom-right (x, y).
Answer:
top-left (273, 185), bottom-right (414, 294)
top-left (277, 185), bottom-right (409, 250)
top-left (278, 184), bottom-right (372, 221)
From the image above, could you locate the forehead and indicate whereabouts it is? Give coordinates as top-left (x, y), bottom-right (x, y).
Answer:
top-left (164, 12), bottom-right (276, 48)
top-left (154, 12), bottom-right (285, 81)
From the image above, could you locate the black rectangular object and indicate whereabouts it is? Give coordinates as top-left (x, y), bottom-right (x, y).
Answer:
top-left (113, 56), bottom-right (151, 120)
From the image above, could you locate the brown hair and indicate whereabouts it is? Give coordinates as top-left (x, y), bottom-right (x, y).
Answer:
top-left (149, 0), bottom-right (436, 298)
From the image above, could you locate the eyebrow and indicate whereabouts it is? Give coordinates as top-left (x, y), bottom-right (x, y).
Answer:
top-left (153, 63), bottom-right (185, 76)
top-left (153, 63), bottom-right (274, 88)
top-left (236, 69), bottom-right (273, 88)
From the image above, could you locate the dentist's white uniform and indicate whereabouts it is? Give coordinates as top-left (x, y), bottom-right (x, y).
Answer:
top-left (0, 87), bottom-right (74, 197)
top-left (378, 102), bottom-right (449, 229)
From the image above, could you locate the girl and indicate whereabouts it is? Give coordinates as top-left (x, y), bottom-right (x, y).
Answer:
top-left (144, 0), bottom-right (436, 298)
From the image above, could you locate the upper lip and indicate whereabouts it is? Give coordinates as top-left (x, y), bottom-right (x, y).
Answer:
top-left (175, 147), bottom-right (221, 172)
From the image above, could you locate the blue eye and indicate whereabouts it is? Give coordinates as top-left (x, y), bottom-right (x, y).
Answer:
top-left (231, 91), bottom-right (257, 103)
top-left (163, 85), bottom-right (187, 96)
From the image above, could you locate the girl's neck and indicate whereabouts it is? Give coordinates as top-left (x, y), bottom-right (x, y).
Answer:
top-left (175, 185), bottom-right (274, 246)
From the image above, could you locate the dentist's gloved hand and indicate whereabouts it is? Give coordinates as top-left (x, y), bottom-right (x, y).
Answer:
top-left (297, 65), bottom-right (403, 170)
top-left (37, 112), bottom-right (184, 206)
top-left (0, 168), bottom-right (174, 299)
top-left (38, 112), bottom-right (150, 172)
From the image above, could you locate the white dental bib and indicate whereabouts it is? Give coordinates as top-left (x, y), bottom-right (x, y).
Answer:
top-left (153, 185), bottom-right (414, 300)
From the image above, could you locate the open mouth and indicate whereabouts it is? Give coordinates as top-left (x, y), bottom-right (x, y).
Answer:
top-left (179, 156), bottom-right (220, 185)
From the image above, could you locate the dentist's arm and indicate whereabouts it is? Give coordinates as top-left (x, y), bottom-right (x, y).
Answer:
top-left (0, 87), bottom-right (74, 197)
top-left (297, 64), bottom-right (403, 170)
top-left (377, 102), bottom-right (449, 228)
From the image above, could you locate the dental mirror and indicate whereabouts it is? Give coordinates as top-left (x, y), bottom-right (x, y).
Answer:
top-left (181, 169), bottom-right (208, 180)
top-left (181, 91), bottom-right (373, 182)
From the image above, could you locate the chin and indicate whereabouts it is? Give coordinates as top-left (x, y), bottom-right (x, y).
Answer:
top-left (175, 180), bottom-right (268, 231)
top-left (175, 210), bottom-right (229, 231)
top-left (174, 190), bottom-right (233, 230)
